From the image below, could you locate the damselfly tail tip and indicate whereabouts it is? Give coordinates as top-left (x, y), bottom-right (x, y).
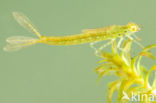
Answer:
top-left (3, 36), bottom-right (40, 52)
top-left (12, 11), bottom-right (18, 16)
top-left (3, 44), bottom-right (21, 52)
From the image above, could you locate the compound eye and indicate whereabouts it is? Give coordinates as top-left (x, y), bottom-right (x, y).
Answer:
top-left (131, 26), bottom-right (137, 32)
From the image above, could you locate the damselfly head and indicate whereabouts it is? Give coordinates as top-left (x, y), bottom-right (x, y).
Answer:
top-left (127, 22), bottom-right (140, 33)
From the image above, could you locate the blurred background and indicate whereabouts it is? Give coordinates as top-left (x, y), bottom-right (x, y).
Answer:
top-left (0, 0), bottom-right (156, 103)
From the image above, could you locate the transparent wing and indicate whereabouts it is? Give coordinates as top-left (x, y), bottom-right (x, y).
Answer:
top-left (13, 12), bottom-right (41, 38)
top-left (4, 36), bottom-right (38, 51)
top-left (82, 26), bottom-right (113, 34)
top-left (82, 29), bottom-right (98, 34)
top-left (6, 36), bottom-right (37, 44)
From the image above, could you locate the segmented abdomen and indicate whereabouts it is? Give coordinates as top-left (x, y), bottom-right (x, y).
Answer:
top-left (42, 25), bottom-right (127, 45)
top-left (43, 33), bottom-right (114, 45)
